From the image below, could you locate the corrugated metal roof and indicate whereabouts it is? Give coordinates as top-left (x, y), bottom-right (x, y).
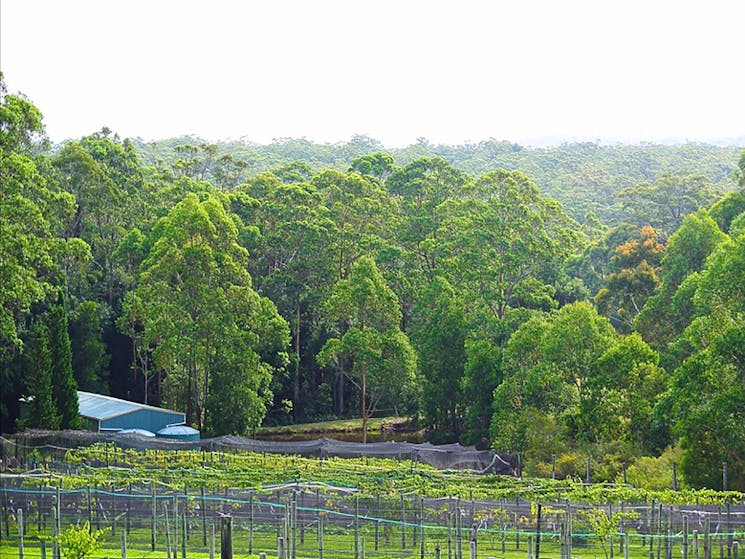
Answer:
top-left (77, 391), bottom-right (182, 421)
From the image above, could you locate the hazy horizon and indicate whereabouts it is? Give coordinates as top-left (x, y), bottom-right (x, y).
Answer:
top-left (2, 0), bottom-right (743, 148)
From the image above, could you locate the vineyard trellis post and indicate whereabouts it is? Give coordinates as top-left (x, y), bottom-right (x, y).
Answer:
top-left (221, 515), bottom-right (233, 559)
top-left (684, 515), bottom-right (689, 559)
top-left (456, 505), bottom-right (463, 559)
top-left (375, 494), bottom-right (380, 551)
top-left (181, 507), bottom-right (187, 558)
top-left (164, 502), bottom-right (172, 559)
top-left (17, 508), bottom-right (24, 559)
top-left (354, 495), bottom-right (360, 559)
top-left (126, 483), bottom-right (131, 536)
top-left (151, 486), bottom-right (156, 551)
top-left (610, 503), bottom-right (615, 559)
top-left (723, 463), bottom-right (728, 492)
top-left (87, 486), bottom-right (92, 531)
top-left (1, 477), bottom-right (8, 539)
top-left (318, 508), bottom-right (324, 559)
top-left (624, 533), bottom-right (630, 559)
top-left (420, 497), bottom-right (425, 559)
top-left (291, 492), bottom-right (297, 559)
top-left (536, 503), bottom-right (542, 559)
top-left (299, 490), bottom-right (305, 545)
top-left (727, 502), bottom-right (732, 559)
top-left (202, 486), bottom-right (208, 547)
top-left (447, 499), bottom-right (453, 559)
top-left (718, 507), bottom-right (724, 559)
top-left (51, 495), bottom-right (59, 559)
top-left (401, 493), bottom-right (406, 549)
top-left (210, 522), bottom-right (215, 559)
top-left (249, 490), bottom-right (254, 554)
top-left (110, 483), bottom-right (116, 536)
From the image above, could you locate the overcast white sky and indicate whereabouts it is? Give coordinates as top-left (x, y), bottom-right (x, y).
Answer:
top-left (1, 0), bottom-right (743, 146)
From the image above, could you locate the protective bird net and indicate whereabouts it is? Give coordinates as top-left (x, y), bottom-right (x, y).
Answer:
top-left (1, 430), bottom-right (516, 474)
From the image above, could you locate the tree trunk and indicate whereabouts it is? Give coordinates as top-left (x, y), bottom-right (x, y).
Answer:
top-left (336, 367), bottom-right (344, 415)
top-left (293, 299), bottom-right (301, 421)
top-left (362, 373), bottom-right (367, 444)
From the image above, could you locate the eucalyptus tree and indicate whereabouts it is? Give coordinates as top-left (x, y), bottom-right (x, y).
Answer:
top-left (318, 256), bottom-right (416, 442)
top-left (120, 193), bottom-right (289, 433)
top-left (0, 76), bottom-right (59, 354)
top-left (438, 169), bottom-right (581, 320)
top-left (635, 211), bottom-right (727, 356)
top-left (594, 225), bottom-right (664, 332)
top-left (620, 172), bottom-right (718, 238)
top-left (409, 277), bottom-right (467, 440)
top-left (491, 302), bottom-right (662, 462)
top-left (312, 170), bottom-right (397, 413)
top-left (386, 157), bottom-right (469, 277)
top-left (661, 227), bottom-right (745, 488)
top-left (233, 173), bottom-right (336, 420)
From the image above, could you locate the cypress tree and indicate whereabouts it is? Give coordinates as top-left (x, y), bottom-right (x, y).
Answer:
top-left (23, 320), bottom-right (60, 429)
top-left (48, 295), bottom-right (81, 429)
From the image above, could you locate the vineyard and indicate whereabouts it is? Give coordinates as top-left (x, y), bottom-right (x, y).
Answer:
top-left (2, 441), bottom-right (745, 559)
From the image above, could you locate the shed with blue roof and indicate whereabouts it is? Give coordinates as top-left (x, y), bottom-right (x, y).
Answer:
top-left (78, 391), bottom-right (187, 434)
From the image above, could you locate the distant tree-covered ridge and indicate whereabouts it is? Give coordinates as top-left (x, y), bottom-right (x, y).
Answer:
top-left (132, 136), bottom-right (741, 229)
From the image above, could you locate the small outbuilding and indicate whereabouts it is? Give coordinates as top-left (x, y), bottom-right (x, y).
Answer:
top-left (78, 391), bottom-right (188, 435)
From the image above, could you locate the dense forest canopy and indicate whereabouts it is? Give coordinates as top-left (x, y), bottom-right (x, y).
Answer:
top-left (3, 75), bottom-right (745, 490)
top-left (134, 135), bottom-right (740, 230)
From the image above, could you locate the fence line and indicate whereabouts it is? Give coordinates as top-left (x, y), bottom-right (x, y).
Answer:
top-left (2, 481), bottom-right (745, 559)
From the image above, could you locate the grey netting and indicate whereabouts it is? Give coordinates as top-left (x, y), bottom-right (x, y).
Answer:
top-left (1, 430), bottom-right (516, 474)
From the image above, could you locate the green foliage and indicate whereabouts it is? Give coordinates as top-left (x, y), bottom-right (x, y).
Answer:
top-left (318, 256), bottom-right (416, 441)
top-left (3, 70), bottom-right (745, 493)
top-left (135, 137), bottom-right (741, 227)
top-left (48, 296), bottom-right (81, 429)
top-left (20, 443), bottom-right (745, 506)
top-left (68, 300), bottom-right (109, 393)
top-left (410, 277), bottom-right (467, 439)
top-left (120, 193), bottom-right (289, 434)
top-left (661, 228), bottom-right (745, 489)
top-left (21, 320), bottom-right (60, 429)
top-left (595, 226), bottom-right (663, 331)
top-left (620, 445), bottom-right (683, 490)
top-left (492, 302), bottom-right (663, 462)
top-left (635, 211), bottom-right (727, 359)
top-left (0, 77), bottom-right (57, 354)
top-left (579, 508), bottom-right (639, 559)
top-left (620, 172), bottom-right (718, 237)
top-left (55, 522), bottom-right (108, 559)
top-left (708, 191), bottom-right (745, 233)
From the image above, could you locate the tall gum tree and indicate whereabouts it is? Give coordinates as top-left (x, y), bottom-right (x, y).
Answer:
top-left (313, 170), bottom-right (396, 414)
top-left (317, 256), bottom-right (416, 442)
top-left (233, 175), bottom-right (335, 421)
top-left (439, 169), bottom-right (581, 320)
top-left (120, 193), bottom-right (289, 433)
